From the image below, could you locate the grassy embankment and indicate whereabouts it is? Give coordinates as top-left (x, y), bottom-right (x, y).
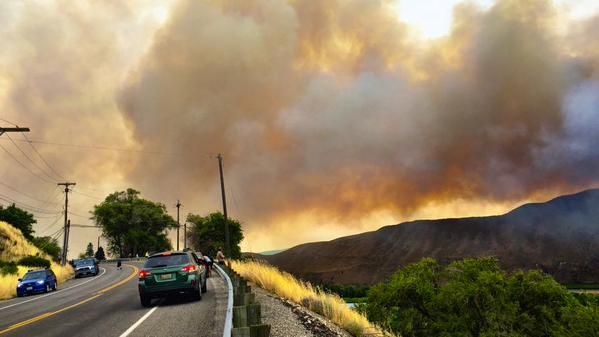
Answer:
top-left (231, 260), bottom-right (387, 337)
top-left (0, 221), bottom-right (74, 300)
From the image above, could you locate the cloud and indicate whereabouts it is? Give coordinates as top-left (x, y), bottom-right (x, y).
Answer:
top-left (2, 0), bottom-right (599, 252)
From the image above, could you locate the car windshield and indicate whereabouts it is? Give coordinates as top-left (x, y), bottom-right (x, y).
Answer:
top-left (23, 271), bottom-right (46, 280)
top-left (75, 259), bottom-right (94, 267)
top-left (144, 254), bottom-right (190, 268)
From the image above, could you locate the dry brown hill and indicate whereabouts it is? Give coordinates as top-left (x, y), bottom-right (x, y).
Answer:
top-left (263, 189), bottom-right (599, 285)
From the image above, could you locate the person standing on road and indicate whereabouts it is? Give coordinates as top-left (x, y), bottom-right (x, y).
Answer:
top-left (203, 255), bottom-right (212, 277)
top-left (216, 248), bottom-right (225, 264)
top-left (116, 259), bottom-right (122, 270)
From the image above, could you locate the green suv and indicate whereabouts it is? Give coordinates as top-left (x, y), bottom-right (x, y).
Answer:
top-left (138, 251), bottom-right (207, 307)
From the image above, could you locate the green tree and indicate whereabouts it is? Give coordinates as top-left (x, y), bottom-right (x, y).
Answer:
top-left (94, 246), bottom-right (106, 260)
top-left (31, 236), bottom-right (62, 262)
top-left (187, 212), bottom-right (244, 259)
top-left (85, 242), bottom-right (94, 257)
top-left (364, 257), bottom-right (599, 337)
top-left (0, 204), bottom-right (36, 240)
top-left (92, 188), bottom-right (177, 257)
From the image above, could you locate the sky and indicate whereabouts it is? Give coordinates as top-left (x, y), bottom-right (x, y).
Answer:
top-left (0, 0), bottom-right (598, 256)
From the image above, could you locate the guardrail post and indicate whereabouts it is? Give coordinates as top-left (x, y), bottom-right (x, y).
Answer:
top-left (226, 264), bottom-right (270, 337)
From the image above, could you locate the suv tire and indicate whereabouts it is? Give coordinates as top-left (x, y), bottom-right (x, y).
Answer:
top-left (140, 293), bottom-right (152, 307)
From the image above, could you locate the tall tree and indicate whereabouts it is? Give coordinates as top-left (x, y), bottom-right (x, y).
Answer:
top-left (94, 246), bottom-right (106, 261)
top-left (0, 204), bottom-right (36, 239)
top-left (187, 212), bottom-right (244, 259)
top-left (92, 188), bottom-right (177, 257)
top-left (85, 242), bottom-right (94, 257)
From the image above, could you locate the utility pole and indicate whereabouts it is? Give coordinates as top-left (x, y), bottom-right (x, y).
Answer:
top-left (58, 182), bottom-right (76, 265)
top-left (217, 154), bottom-right (230, 258)
top-left (0, 126), bottom-right (30, 136)
top-left (176, 200), bottom-right (182, 250)
top-left (184, 222), bottom-right (187, 250)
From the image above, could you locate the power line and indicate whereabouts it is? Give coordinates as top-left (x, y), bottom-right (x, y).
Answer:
top-left (0, 118), bottom-right (17, 126)
top-left (68, 211), bottom-right (89, 218)
top-left (0, 194), bottom-right (62, 215)
top-left (69, 224), bottom-right (100, 228)
top-left (21, 132), bottom-right (65, 180)
top-left (72, 190), bottom-right (104, 200)
top-left (5, 134), bottom-right (58, 182)
top-left (0, 138), bottom-right (182, 156)
top-left (0, 181), bottom-right (62, 206)
top-left (0, 142), bottom-right (56, 185)
top-left (37, 213), bottom-right (65, 236)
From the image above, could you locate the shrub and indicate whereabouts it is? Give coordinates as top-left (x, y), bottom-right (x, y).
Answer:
top-left (18, 255), bottom-right (51, 269)
top-left (363, 257), bottom-right (599, 337)
top-left (0, 260), bottom-right (18, 275)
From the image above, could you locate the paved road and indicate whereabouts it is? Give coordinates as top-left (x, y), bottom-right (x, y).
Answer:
top-left (0, 262), bottom-right (226, 337)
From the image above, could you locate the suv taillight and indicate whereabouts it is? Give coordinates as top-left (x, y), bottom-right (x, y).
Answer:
top-left (139, 270), bottom-right (152, 279)
top-left (181, 265), bottom-right (197, 273)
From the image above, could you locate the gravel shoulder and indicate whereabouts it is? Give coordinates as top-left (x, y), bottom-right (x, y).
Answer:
top-left (253, 286), bottom-right (352, 337)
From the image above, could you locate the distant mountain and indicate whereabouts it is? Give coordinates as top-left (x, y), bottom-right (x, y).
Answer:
top-left (263, 189), bottom-right (599, 285)
top-left (259, 249), bottom-right (287, 256)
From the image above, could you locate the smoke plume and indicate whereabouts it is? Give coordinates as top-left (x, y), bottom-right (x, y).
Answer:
top-left (2, 0), bottom-right (598, 251)
top-left (119, 0), bottom-right (599, 248)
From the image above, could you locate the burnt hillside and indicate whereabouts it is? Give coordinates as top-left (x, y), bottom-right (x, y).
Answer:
top-left (264, 189), bottom-right (599, 285)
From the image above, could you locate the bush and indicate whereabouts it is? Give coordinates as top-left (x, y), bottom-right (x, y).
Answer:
top-left (18, 255), bottom-right (51, 269)
top-left (0, 260), bottom-right (18, 275)
top-left (364, 257), bottom-right (599, 337)
top-left (324, 284), bottom-right (370, 299)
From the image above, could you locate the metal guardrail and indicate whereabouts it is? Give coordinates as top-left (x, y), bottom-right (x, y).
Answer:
top-left (214, 263), bottom-right (233, 337)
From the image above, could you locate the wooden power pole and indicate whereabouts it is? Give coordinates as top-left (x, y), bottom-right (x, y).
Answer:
top-left (58, 182), bottom-right (76, 265)
top-left (217, 154), bottom-right (230, 258)
top-left (176, 200), bottom-right (182, 250)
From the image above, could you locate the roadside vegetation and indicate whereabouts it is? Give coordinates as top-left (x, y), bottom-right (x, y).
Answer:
top-left (362, 257), bottom-right (599, 337)
top-left (0, 221), bottom-right (73, 300)
top-left (187, 212), bottom-right (244, 258)
top-left (92, 188), bottom-right (176, 257)
top-left (324, 284), bottom-right (370, 303)
top-left (231, 260), bottom-right (385, 337)
top-left (0, 204), bottom-right (62, 260)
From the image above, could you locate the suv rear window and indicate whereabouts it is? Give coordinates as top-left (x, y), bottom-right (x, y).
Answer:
top-left (144, 254), bottom-right (190, 268)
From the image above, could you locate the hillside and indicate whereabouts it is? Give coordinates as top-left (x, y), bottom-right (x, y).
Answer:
top-left (264, 189), bottom-right (599, 285)
top-left (0, 221), bottom-right (73, 299)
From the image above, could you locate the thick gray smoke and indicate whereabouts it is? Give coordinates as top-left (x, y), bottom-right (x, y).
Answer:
top-left (119, 0), bottom-right (599, 249)
top-left (1, 0), bottom-right (598, 251)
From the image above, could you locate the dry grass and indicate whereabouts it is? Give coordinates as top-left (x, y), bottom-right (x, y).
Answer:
top-left (0, 221), bottom-right (74, 300)
top-left (231, 260), bottom-right (386, 337)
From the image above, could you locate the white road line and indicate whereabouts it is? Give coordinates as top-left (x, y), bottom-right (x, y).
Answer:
top-left (0, 267), bottom-right (107, 311)
top-left (118, 306), bottom-right (159, 337)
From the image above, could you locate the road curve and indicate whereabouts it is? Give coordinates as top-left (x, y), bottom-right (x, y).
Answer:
top-left (0, 262), bottom-right (227, 337)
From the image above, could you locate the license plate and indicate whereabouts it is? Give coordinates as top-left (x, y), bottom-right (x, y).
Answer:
top-left (159, 274), bottom-right (172, 280)
top-left (27, 287), bottom-right (33, 290)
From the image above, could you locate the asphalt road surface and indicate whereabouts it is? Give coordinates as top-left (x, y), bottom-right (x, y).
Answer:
top-left (0, 262), bottom-right (226, 337)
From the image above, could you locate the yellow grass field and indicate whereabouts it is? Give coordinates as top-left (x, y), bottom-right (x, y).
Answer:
top-left (231, 260), bottom-right (387, 337)
top-left (0, 221), bottom-right (74, 300)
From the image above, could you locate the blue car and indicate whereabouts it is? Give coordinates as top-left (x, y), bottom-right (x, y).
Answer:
top-left (74, 258), bottom-right (99, 278)
top-left (17, 269), bottom-right (57, 297)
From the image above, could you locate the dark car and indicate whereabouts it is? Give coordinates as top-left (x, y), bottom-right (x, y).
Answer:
top-left (16, 269), bottom-right (57, 297)
top-left (74, 258), bottom-right (99, 278)
top-left (138, 251), bottom-right (207, 307)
